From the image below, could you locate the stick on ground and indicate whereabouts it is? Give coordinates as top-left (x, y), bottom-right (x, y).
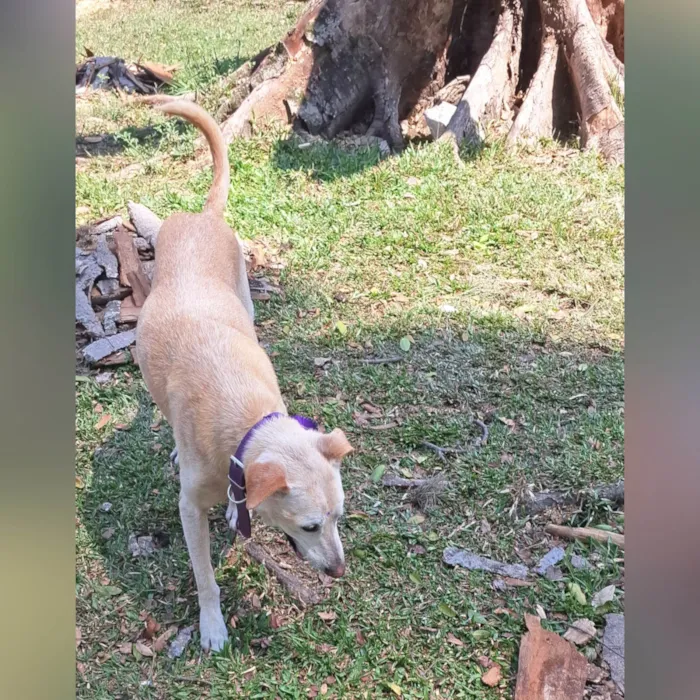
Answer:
top-left (545, 524), bottom-right (624, 550)
top-left (244, 541), bottom-right (323, 606)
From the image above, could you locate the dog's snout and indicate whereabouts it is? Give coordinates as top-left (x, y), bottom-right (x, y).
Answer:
top-left (324, 562), bottom-right (346, 578)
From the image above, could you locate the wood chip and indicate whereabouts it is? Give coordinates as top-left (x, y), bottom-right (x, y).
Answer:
top-left (563, 619), bottom-right (596, 646)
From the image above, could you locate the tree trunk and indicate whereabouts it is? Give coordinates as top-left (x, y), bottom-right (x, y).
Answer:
top-left (217, 0), bottom-right (624, 163)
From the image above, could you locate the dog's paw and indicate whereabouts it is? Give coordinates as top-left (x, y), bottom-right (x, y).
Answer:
top-left (199, 609), bottom-right (228, 652)
top-left (226, 500), bottom-right (238, 532)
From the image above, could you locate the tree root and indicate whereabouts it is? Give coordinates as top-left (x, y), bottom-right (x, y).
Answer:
top-left (441, 0), bottom-right (522, 147)
top-left (507, 33), bottom-right (560, 146)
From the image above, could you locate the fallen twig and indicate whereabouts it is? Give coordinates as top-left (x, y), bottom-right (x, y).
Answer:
top-left (360, 356), bottom-right (403, 365)
top-left (545, 524), bottom-right (624, 550)
top-left (245, 541), bottom-right (322, 606)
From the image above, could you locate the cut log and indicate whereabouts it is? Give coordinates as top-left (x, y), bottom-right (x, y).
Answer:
top-left (545, 524), bottom-right (625, 549)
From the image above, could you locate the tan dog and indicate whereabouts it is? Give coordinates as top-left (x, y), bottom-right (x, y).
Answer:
top-left (135, 101), bottom-right (352, 651)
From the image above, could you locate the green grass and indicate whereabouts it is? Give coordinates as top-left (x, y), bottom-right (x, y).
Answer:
top-left (76, 1), bottom-right (625, 697)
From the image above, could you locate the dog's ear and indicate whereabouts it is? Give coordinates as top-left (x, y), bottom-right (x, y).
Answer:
top-left (246, 461), bottom-right (289, 510)
top-left (318, 428), bottom-right (353, 463)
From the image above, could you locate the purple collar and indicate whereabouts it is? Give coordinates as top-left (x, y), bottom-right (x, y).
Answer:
top-left (228, 412), bottom-right (318, 539)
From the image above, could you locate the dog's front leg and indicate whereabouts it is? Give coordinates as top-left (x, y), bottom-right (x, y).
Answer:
top-left (179, 492), bottom-right (229, 651)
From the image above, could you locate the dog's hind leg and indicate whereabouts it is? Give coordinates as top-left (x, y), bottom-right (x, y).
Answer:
top-left (234, 235), bottom-right (255, 322)
top-left (178, 478), bottom-right (228, 651)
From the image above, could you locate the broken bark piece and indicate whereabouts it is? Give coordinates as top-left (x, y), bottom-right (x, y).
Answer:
top-left (443, 547), bottom-right (529, 580)
top-left (82, 329), bottom-right (136, 365)
top-left (120, 295), bottom-right (141, 323)
top-left (90, 215), bottom-right (122, 235)
top-left (514, 614), bottom-right (588, 700)
top-left (127, 201), bottom-right (162, 247)
top-left (535, 547), bottom-right (566, 576)
top-left (545, 524), bottom-right (624, 550)
top-left (113, 228), bottom-right (152, 303)
top-left (602, 614), bottom-right (624, 694)
top-left (126, 270), bottom-right (151, 307)
top-left (102, 300), bottom-right (121, 335)
top-left (245, 541), bottom-right (322, 607)
top-left (93, 233), bottom-right (119, 279)
top-left (76, 283), bottom-right (105, 338)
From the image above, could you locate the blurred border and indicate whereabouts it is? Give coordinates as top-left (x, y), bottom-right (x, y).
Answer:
top-left (0, 1), bottom-right (76, 697)
top-left (626, 1), bottom-right (700, 699)
top-left (1, 0), bottom-right (700, 698)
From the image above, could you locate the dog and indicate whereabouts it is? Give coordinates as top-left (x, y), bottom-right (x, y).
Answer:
top-left (135, 101), bottom-right (353, 651)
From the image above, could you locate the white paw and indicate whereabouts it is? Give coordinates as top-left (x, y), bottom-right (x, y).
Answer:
top-left (199, 608), bottom-right (228, 652)
top-left (226, 501), bottom-right (238, 532)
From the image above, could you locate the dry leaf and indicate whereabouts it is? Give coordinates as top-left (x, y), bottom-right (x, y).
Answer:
top-left (563, 619), bottom-right (597, 646)
top-left (536, 604), bottom-right (547, 619)
top-left (270, 613), bottom-right (283, 629)
top-left (76, 626), bottom-right (82, 649)
top-left (481, 665), bottom-right (502, 687)
top-left (320, 683), bottom-right (328, 695)
top-left (117, 642), bottom-right (133, 655)
top-left (134, 640), bottom-right (154, 657)
top-left (477, 655), bottom-right (492, 668)
top-left (95, 413), bottom-right (112, 430)
top-left (355, 629), bottom-right (366, 645)
top-left (494, 607), bottom-right (512, 616)
top-left (386, 682), bottom-right (403, 696)
top-left (592, 585), bottom-right (616, 608)
top-left (143, 615), bottom-right (161, 640)
top-left (446, 633), bottom-right (464, 646)
top-left (318, 610), bottom-right (337, 622)
top-left (153, 626), bottom-right (178, 653)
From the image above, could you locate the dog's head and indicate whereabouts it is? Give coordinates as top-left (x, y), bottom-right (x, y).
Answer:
top-left (244, 418), bottom-right (352, 578)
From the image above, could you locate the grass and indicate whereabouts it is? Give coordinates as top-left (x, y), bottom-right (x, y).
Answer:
top-left (76, 1), bottom-right (625, 697)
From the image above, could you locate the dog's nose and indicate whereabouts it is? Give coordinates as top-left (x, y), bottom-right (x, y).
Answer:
top-left (324, 562), bottom-right (345, 578)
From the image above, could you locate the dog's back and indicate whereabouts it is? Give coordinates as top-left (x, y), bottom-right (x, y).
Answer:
top-left (136, 102), bottom-right (273, 425)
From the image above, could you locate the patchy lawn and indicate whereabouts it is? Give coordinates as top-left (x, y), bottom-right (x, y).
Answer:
top-left (76, 1), bottom-right (624, 698)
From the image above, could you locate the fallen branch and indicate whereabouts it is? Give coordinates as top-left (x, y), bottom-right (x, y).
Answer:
top-left (523, 480), bottom-right (624, 515)
top-left (244, 541), bottom-right (322, 606)
top-left (545, 524), bottom-right (624, 550)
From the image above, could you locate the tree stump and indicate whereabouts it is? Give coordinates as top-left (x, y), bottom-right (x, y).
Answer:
top-left (218, 0), bottom-right (624, 163)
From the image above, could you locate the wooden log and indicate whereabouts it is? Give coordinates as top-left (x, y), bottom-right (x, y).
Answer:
top-left (545, 524), bottom-right (624, 550)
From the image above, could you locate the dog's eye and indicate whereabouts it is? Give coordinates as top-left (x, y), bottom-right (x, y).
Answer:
top-left (302, 524), bottom-right (320, 533)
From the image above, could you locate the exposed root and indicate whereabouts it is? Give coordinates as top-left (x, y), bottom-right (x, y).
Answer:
top-left (539, 0), bottom-right (624, 163)
top-left (441, 0), bottom-right (523, 147)
top-left (507, 33), bottom-right (559, 146)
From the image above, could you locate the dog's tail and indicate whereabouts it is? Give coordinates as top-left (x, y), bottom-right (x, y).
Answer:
top-left (156, 101), bottom-right (230, 216)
